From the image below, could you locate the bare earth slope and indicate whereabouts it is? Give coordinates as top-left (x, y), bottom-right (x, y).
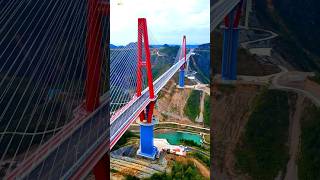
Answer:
top-left (154, 79), bottom-right (199, 126)
top-left (211, 83), bottom-right (262, 179)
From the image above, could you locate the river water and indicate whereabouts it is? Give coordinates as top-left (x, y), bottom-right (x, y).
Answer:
top-left (155, 131), bottom-right (202, 145)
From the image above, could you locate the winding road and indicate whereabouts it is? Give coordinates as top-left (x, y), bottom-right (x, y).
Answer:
top-left (218, 27), bottom-right (320, 107)
top-left (239, 26), bottom-right (320, 180)
top-left (241, 27), bottom-right (278, 48)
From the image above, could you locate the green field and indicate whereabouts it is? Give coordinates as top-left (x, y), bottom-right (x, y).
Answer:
top-left (112, 131), bottom-right (138, 150)
top-left (184, 90), bottom-right (201, 121)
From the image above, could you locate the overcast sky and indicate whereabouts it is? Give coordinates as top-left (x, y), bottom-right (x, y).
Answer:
top-left (110, 0), bottom-right (210, 45)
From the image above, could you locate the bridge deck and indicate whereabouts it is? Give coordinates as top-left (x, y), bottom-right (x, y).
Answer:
top-left (211, 0), bottom-right (240, 31)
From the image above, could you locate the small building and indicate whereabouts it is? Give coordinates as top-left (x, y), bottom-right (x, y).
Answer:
top-left (154, 138), bottom-right (187, 157)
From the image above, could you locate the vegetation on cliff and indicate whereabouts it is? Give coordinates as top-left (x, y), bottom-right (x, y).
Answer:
top-left (298, 105), bottom-right (320, 179)
top-left (145, 161), bottom-right (205, 180)
top-left (191, 44), bottom-right (210, 84)
top-left (190, 152), bottom-right (210, 167)
top-left (184, 90), bottom-right (201, 121)
top-left (203, 95), bottom-right (210, 126)
top-left (152, 45), bottom-right (179, 79)
top-left (112, 131), bottom-right (138, 150)
top-left (179, 139), bottom-right (202, 148)
top-left (235, 90), bottom-right (289, 179)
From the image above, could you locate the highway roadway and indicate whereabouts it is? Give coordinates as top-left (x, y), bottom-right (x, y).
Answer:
top-left (7, 96), bottom-right (110, 179)
top-left (241, 28), bottom-right (279, 48)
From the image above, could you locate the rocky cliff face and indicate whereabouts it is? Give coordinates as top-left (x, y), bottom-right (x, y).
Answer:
top-left (211, 81), bottom-right (316, 179)
top-left (154, 80), bottom-right (193, 124)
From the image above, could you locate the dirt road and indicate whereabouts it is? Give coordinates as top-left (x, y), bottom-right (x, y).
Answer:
top-left (284, 95), bottom-right (304, 180)
top-left (191, 158), bottom-right (210, 178)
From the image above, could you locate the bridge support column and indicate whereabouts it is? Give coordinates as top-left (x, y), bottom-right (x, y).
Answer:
top-left (221, 1), bottom-right (243, 81)
top-left (179, 70), bottom-right (185, 87)
top-left (221, 27), bottom-right (239, 81)
top-left (137, 112), bottom-right (158, 159)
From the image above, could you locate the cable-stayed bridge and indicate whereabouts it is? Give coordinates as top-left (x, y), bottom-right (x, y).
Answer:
top-left (110, 45), bottom-right (193, 150)
top-left (109, 18), bottom-right (191, 159)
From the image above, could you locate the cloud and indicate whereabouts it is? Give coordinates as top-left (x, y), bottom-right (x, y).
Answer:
top-left (110, 0), bottom-right (210, 45)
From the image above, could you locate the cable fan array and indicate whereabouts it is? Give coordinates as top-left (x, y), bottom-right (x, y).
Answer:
top-left (0, 0), bottom-right (109, 178)
top-left (110, 29), bottom-right (183, 115)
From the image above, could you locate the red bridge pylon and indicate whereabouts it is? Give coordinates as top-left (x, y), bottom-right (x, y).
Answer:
top-left (85, 0), bottom-right (109, 179)
top-left (136, 18), bottom-right (156, 123)
top-left (178, 35), bottom-right (187, 87)
top-left (136, 18), bottom-right (158, 160)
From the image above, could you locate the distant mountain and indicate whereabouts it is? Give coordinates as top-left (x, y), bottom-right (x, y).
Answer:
top-left (113, 44), bottom-right (201, 49)
top-left (110, 44), bottom-right (118, 48)
top-left (272, 0), bottom-right (320, 56)
top-left (112, 43), bottom-right (201, 49)
top-left (190, 43), bottom-right (210, 83)
top-left (197, 43), bottom-right (210, 49)
top-left (255, 0), bottom-right (320, 72)
top-left (152, 44), bottom-right (200, 49)
top-left (187, 45), bottom-right (200, 49)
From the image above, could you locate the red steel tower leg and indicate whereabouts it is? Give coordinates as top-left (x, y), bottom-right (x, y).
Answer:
top-left (86, 0), bottom-right (102, 112)
top-left (136, 18), bottom-right (155, 123)
top-left (86, 0), bottom-right (109, 179)
top-left (136, 18), bottom-right (158, 159)
top-left (182, 36), bottom-right (187, 68)
top-left (184, 36), bottom-right (186, 62)
top-left (92, 154), bottom-right (108, 179)
top-left (179, 35), bottom-right (186, 63)
top-left (136, 21), bottom-right (145, 121)
top-left (233, 0), bottom-right (243, 28)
